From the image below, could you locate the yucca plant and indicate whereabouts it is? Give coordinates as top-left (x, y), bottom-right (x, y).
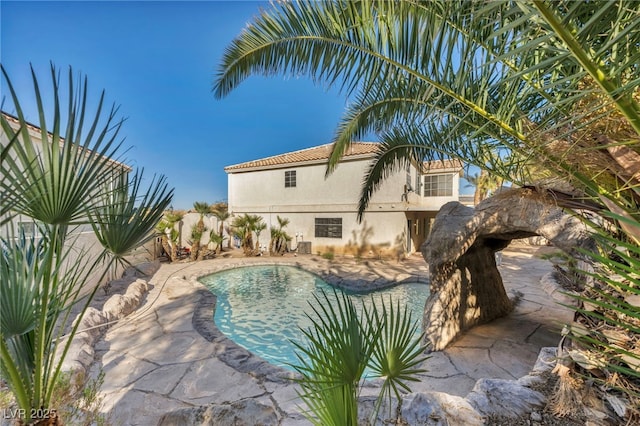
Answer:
top-left (0, 64), bottom-right (173, 423)
top-left (269, 215), bottom-right (291, 255)
top-left (292, 290), bottom-right (428, 425)
top-left (156, 210), bottom-right (184, 262)
top-left (231, 213), bottom-right (263, 256)
top-left (208, 230), bottom-right (224, 255)
top-left (91, 169), bottom-right (171, 288)
top-left (215, 0), bottom-right (640, 417)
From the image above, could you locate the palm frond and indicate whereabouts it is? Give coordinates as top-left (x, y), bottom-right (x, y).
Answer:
top-left (1, 64), bottom-right (173, 420)
top-left (216, 0), bottom-right (640, 416)
top-left (91, 169), bottom-right (173, 267)
top-left (1, 64), bottom-right (126, 228)
top-left (292, 289), bottom-right (426, 424)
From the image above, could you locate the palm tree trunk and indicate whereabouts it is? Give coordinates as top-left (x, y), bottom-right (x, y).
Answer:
top-left (160, 236), bottom-right (172, 261)
top-left (218, 223), bottom-right (224, 252)
top-left (226, 226), bottom-right (233, 249)
top-left (171, 242), bottom-right (178, 262)
top-left (473, 169), bottom-right (488, 205)
top-left (190, 241), bottom-right (200, 261)
top-left (243, 234), bottom-right (253, 256)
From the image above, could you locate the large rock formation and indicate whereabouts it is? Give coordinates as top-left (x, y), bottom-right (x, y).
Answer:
top-left (421, 188), bottom-right (594, 350)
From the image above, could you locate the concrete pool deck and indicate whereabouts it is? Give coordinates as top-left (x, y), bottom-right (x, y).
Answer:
top-left (91, 244), bottom-right (574, 425)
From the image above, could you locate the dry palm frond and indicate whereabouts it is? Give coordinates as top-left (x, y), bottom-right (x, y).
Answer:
top-left (549, 362), bottom-right (585, 417)
top-left (549, 334), bottom-right (586, 417)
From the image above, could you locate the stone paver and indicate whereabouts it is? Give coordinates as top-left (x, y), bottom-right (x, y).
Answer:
top-left (92, 244), bottom-right (573, 425)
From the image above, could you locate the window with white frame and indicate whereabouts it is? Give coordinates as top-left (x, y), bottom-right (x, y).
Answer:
top-left (315, 218), bottom-right (342, 238)
top-left (423, 174), bottom-right (453, 197)
top-left (285, 170), bottom-right (296, 188)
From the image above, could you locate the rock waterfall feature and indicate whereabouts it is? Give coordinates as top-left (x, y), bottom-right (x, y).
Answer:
top-left (421, 188), bottom-right (594, 350)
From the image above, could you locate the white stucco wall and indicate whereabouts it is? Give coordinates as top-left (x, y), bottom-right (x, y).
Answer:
top-left (228, 158), bottom-right (408, 210)
top-left (228, 209), bottom-right (408, 258)
top-left (179, 212), bottom-right (231, 249)
top-left (1, 116), bottom-right (150, 292)
top-left (226, 156), bottom-right (460, 256)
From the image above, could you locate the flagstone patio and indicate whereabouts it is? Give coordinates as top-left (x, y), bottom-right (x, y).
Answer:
top-left (89, 244), bottom-right (574, 425)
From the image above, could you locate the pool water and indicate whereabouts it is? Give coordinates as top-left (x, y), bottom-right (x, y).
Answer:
top-left (199, 265), bottom-right (430, 370)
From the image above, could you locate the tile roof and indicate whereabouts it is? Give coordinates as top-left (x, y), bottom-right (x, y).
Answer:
top-left (224, 142), bottom-right (381, 172)
top-left (2, 112), bottom-right (43, 135)
top-left (224, 141), bottom-right (464, 173)
top-left (1, 111), bottom-right (132, 171)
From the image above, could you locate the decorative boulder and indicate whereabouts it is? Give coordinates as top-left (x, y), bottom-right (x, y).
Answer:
top-left (157, 400), bottom-right (278, 426)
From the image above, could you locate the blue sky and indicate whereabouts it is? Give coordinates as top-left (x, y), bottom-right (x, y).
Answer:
top-left (1, 1), bottom-right (472, 209)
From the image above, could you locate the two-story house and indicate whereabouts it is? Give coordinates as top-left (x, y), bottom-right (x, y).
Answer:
top-left (1, 111), bottom-right (152, 287)
top-left (224, 142), bottom-right (462, 258)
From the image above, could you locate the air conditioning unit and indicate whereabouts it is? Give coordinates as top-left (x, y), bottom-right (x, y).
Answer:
top-left (297, 241), bottom-right (312, 254)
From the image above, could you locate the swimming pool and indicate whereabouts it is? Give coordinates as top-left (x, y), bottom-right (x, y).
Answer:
top-left (198, 265), bottom-right (430, 369)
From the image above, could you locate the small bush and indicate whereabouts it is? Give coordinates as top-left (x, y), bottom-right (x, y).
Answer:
top-left (52, 371), bottom-right (109, 426)
top-left (0, 371), bottom-right (109, 425)
top-left (321, 252), bottom-right (335, 260)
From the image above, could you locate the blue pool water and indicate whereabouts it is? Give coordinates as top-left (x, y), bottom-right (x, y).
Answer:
top-left (199, 265), bottom-right (429, 369)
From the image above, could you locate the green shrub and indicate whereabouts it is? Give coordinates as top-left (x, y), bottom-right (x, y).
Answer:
top-left (321, 252), bottom-right (335, 261)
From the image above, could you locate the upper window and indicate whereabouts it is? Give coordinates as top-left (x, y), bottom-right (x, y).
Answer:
top-left (315, 218), bottom-right (342, 238)
top-left (423, 174), bottom-right (453, 197)
top-left (285, 170), bottom-right (296, 188)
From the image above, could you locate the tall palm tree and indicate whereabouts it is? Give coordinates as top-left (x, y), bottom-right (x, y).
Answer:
top-left (214, 0), bottom-right (639, 214)
top-left (214, 0), bottom-right (640, 417)
top-left (191, 201), bottom-right (211, 260)
top-left (1, 64), bottom-right (172, 422)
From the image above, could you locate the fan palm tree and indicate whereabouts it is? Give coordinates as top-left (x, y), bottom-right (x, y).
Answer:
top-left (191, 201), bottom-right (211, 260)
top-left (157, 210), bottom-right (184, 262)
top-left (254, 220), bottom-right (267, 253)
top-left (231, 213), bottom-right (263, 256)
top-left (92, 169), bottom-right (172, 290)
top-left (208, 229), bottom-right (224, 255)
top-left (293, 291), bottom-right (428, 425)
top-left (0, 64), bottom-right (173, 423)
top-left (214, 0), bottom-right (640, 417)
top-left (211, 204), bottom-right (230, 253)
top-left (269, 215), bottom-right (292, 255)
